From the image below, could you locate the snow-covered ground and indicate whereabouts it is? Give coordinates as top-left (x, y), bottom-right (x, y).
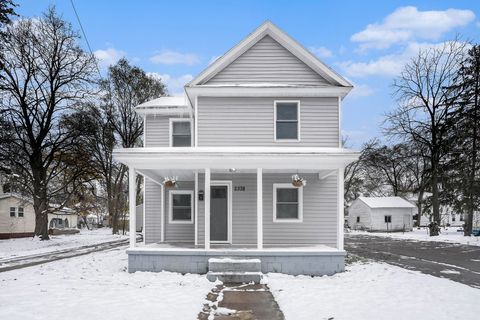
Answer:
top-left (0, 228), bottom-right (127, 259)
top-left (0, 248), bottom-right (213, 320)
top-left (266, 262), bottom-right (479, 320)
top-left (349, 227), bottom-right (480, 246)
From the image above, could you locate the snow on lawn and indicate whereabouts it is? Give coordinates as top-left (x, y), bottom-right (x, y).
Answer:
top-left (0, 248), bottom-right (213, 320)
top-left (0, 228), bottom-right (127, 259)
top-left (349, 227), bottom-right (480, 246)
top-left (266, 262), bottom-right (479, 320)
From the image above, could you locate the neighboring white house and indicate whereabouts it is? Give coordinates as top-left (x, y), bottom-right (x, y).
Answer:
top-left (348, 197), bottom-right (415, 232)
top-left (113, 21), bottom-right (359, 280)
top-left (0, 192), bottom-right (78, 239)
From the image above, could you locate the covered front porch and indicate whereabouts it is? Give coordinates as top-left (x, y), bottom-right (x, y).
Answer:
top-left (113, 147), bottom-right (358, 275)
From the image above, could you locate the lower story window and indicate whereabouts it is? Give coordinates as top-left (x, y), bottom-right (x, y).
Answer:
top-left (169, 190), bottom-right (194, 224)
top-left (273, 183), bottom-right (303, 222)
top-left (384, 215), bottom-right (392, 223)
top-left (356, 216), bottom-right (360, 223)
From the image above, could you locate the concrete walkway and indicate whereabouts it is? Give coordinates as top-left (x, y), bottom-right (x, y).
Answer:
top-left (198, 283), bottom-right (285, 320)
top-left (346, 234), bottom-right (480, 288)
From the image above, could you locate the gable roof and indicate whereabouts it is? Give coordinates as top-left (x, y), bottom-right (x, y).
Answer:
top-left (187, 21), bottom-right (352, 88)
top-left (357, 196), bottom-right (416, 209)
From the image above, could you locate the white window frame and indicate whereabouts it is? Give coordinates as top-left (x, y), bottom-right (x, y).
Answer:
top-left (168, 190), bottom-right (194, 224)
top-left (384, 215), bottom-right (392, 223)
top-left (274, 100), bottom-right (301, 142)
top-left (9, 207), bottom-right (16, 218)
top-left (273, 183), bottom-right (303, 223)
top-left (17, 207), bottom-right (24, 218)
top-left (169, 118), bottom-right (193, 147)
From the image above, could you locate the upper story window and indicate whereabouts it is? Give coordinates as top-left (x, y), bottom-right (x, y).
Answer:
top-left (274, 101), bottom-right (300, 141)
top-left (273, 183), bottom-right (303, 223)
top-left (169, 190), bottom-right (194, 224)
top-left (170, 119), bottom-right (192, 147)
top-left (18, 207), bottom-right (24, 217)
top-left (384, 215), bottom-right (392, 223)
top-left (9, 207), bottom-right (15, 217)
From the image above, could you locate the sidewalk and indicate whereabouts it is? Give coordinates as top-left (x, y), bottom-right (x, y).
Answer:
top-left (198, 282), bottom-right (285, 320)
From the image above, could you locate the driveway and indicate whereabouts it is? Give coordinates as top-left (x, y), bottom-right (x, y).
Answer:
top-left (345, 234), bottom-right (480, 289)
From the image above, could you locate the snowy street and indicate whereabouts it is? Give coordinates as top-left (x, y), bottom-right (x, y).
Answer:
top-left (345, 233), bottom-right (480, 288)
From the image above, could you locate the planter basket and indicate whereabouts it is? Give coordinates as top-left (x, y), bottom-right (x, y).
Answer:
top-left (164, 180), bottom-right (176, 188)
top-left (292, 180), bottom-right (304, 187)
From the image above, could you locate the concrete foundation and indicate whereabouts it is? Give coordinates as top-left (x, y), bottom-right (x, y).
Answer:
top-left (127, 248), bottom-right (346, 276)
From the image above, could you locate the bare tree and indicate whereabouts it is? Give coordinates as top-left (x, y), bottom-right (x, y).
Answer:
top-left (100, 58), bottom-right (166, 234)
top-left (0, 7), bottom-right (97, 239)
top-left (386, 40), bottom-right (467, 227)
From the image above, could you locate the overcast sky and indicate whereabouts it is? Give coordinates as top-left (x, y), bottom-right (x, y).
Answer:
top-left (17, 0), bottom-right (480, 147)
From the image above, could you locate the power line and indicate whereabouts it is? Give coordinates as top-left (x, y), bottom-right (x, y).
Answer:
top-left (69, 0), bottom-right (102, 78)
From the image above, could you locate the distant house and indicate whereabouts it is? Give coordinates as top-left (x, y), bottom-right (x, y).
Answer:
top-left (348, 197), bottom-right (415, 232)
top-left (0, 193), bottom-right (78, 239)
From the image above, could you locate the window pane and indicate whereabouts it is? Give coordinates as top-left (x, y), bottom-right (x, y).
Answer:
top-left (276, 122), bottom-right (298, 140)
top-left (10, 207), bottom-right (15, 217)
top-left (172, 194), bottom-right (191, 207)
top-left (277, 204), bottom-right (298, 219)
top-left (173, 136), bottom-right (191, 147)
top-left (18, 207), bottom-right (24, 217)
top-left (276, 103), bottom-right (298, 120)
top-left (173, 208), bottom-right (191, 220)
top-left (173, 122), bottom-right (191, 135)
top-left (277, 188), bottom-right (298, 203)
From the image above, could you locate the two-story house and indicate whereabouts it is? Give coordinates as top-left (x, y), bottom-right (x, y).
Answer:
top-left (114, 21), bottom-right (359, 281)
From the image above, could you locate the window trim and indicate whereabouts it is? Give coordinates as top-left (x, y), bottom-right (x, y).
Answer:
top-left (384, 215), bottom-right (392, 223)
top-left (274, 100), bottom-right (301, 142)
top-left (17, 207), bottom-right (24, 218)
top-left (273, 183), bottom-right (303, 223)
top-left (9, 207), bottom-right (16, 218)
top-left (168, 190), bottom-right (194, 224)
top-left (169, 118), bottom-right (193, 147)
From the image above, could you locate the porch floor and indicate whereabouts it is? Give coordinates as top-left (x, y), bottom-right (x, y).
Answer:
top-left (130, 242), bottom-right (341, 252)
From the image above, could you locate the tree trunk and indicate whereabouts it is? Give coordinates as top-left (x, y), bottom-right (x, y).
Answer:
top-left (465, 75), bottom-right (478, 236)
top-left (416, 189), bottom-right (424, 227)
top-left (32, 163), bottom-right (50, 240)
top-left (431, 160), bottom-right (441, 225)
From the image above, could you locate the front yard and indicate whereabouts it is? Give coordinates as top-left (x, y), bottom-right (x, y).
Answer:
top-left (0, 246), bottom-right (478, 320)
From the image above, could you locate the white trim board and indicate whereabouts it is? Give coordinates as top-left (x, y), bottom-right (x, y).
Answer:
top-left (272, 183), bottom-right (303, 223)
top-left (274, 100), bottom-right (301, 143)
top-left (168, 190), bottom-right (194, 224)
top-left (169, 118), bottom-right (193, 147)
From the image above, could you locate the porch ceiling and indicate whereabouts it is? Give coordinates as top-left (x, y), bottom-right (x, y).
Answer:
top-left (113, 147), bottom-right (359, 171)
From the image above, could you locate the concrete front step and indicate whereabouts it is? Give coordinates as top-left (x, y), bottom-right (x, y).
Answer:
top-left (206, 271), bottom-right (263, 283)
top-left (208, 258), bottom-right (261, 273)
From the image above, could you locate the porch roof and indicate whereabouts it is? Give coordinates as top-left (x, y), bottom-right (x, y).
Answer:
top-left (113, 147), bottom-right (359, 170)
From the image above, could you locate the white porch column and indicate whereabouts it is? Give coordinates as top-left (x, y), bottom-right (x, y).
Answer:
top-left (128, 167), bottom-right (136, 248)
top-left (194, 171), bottom-right (199, 246)
top-left (257, 168), bottom-right (263, 249)
top-left (160, 183), bottom-right (165, 242)
top-left (337, 167), bottom-right (344, 250)
top-left (204, 168), bottom-right (211, 250)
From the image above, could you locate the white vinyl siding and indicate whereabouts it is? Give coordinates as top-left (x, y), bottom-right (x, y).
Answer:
top-left (197, 97), bottom-right (339, 147)
top-left (205, 35), bottom-right (329, 86)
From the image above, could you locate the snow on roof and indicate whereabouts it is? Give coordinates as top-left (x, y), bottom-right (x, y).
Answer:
top-left (136, 96), bottom-right (188, 109)
top-left (358, 196), bottom-right (416, 209)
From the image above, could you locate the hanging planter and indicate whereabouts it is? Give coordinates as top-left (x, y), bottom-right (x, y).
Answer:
top-left (291, 174), bottom-right (306, 187)
top-left (163, 176), bottom-right (178, 188)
